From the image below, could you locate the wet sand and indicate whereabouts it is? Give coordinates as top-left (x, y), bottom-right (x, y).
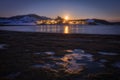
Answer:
top-left (0, 30), bottom-right (120, 80)
top-left (0, 30), bottom-right (120, 52)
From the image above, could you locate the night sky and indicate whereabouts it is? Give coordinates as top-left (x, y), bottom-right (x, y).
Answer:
top-left (0, 0), bottom-right (120, 21)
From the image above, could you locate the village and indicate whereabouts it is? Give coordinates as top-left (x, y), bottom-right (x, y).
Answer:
top-left (36, 16), bottom-right (88, 25)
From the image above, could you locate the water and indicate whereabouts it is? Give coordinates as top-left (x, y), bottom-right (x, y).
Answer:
top-left (31, 49), bottom-right (104, 75)
top-left (0, 25), bottom-right (120, 35)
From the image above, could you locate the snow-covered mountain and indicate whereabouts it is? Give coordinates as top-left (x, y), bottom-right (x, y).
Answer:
top-left (0, 14), bottom-right (51, 25)
top-left (86, 19), bottom-right (110, 25)
top-left (86, 19), bottom-right (120, 25)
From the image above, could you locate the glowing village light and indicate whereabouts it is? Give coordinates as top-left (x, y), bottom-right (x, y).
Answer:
top-left (64, 16), bottom-right (69, 20)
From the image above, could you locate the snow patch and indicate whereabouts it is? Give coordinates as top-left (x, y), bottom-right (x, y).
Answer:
top-left (73, 49), bottom-right (85, 54)
top-left (34, 52), bottom-right (42, 55)
top-left (7, 22), bottom-right (36, 25)
top-left (65, 50), bottom-right (73, 53)
top-left (44, 52), bottom-right (55, 55)
top-left (86, 19), bottom-right (95, 23)
top-left (98, 52), bottom-right (118, 55)
top-left (31, 49), bottom-right (105, 74)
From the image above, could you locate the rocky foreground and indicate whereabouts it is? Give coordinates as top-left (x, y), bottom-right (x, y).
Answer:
top-left (0, 30), bottom-right (120, 80)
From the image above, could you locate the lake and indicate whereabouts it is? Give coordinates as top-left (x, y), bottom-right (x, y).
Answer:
top-left (0, 25), bottom-right (120, 35)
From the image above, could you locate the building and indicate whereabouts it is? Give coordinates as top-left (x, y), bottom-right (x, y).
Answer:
top-left (36, 19), bottom-right (87, 25)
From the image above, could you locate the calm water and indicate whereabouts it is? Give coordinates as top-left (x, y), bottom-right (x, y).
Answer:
top-left (0, 25), bottom-right (120, 35)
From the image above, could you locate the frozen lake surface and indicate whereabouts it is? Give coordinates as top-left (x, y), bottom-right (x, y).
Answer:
top-left (0, 25), bottom-right (120, 35)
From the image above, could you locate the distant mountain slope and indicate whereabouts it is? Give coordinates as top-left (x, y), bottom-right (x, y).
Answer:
top-left (0, 14), bottom-right (51, 25)
top-left (9, 14), bottom-right (50, 22)
top-left (86, 19), bottom-right (120, 25)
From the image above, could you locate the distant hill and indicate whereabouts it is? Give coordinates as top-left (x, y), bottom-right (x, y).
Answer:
top-left (9, 14), bottom-right (50, 21)
top-left (0, 14), bottom-right (51, 25)
top-left (86, 19), bottom-right (120, 25)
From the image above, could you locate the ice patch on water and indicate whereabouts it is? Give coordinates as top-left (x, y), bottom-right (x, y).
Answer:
top-left (65, 63), bottom-right (85, 74)
top-left (34, 52), bottom-right (41, 55)
top-left (34, 52), bottom-right (55, 55)
top-left (65, 50), bottom-right (73, 53)
top-left (61, 53), bottom-right (93, 62)
top-left (44, 52), bottom-right (55, 55)
top-left (31, 52), bottom-right (89, 74)
top-left (60, 52), bottom-right (104, 73)
top-left (60, 53), bottom-right (87, 74)
top-left (31, 49), bottom-right (105, 74)
top-left (73, 49), bottom-right (85, 54)
top-left (98, 52), bottom-right (118, 55)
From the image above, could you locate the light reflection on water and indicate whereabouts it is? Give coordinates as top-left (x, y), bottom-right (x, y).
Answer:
top-left (36, 25), bottom-right (83, 34)
top-left (0, 25), bottom-right (120, 35)
top-left (64, 26), bottom-right (69, 34)
top-left (32, 49), bottom-right (104, 74)
top-left (36, 25), bottom-right (120, 35)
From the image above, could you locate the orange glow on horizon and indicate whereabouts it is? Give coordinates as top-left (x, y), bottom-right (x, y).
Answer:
top-left (64, 16), bottom-right (69, 20)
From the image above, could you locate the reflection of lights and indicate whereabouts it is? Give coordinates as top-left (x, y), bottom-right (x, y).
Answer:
top-left (64, 26), bottom-right (69, 34)
top-left (61, 57), bottom-right (69, 62)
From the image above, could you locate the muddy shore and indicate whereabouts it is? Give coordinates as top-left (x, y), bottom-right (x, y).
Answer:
top-left (0, 30), bottom-right (120, 52)
top-left (0, 30), bottom-right (120, 80)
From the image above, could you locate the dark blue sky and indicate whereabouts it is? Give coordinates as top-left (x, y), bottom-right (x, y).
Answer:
top-left (0, 0), bottom-right (120, 21)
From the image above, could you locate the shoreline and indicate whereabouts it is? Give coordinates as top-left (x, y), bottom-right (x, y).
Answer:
top-left (1, 29), bottom-right (120, 36)
top-left (0, 30), bottom-right (120, 53)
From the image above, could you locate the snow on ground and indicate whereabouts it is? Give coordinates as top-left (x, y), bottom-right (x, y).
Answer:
top-left (44, 52), bottom-right (55, 55)
top-left (65, 49), bottom-right (85, 53)
top-left (34, 51), bottom-right (55, 55)
top-left (65, 50), bottom-right (73, 53)
top-left (86, 19), bottom-right (95, 23)
top-left (61, 51), bottom-right (93, 62)
top-left (60, 52), bottom-right (92, 74)
top-left (73, 49), bottom-right (85, 54)
top-left (6, 22), bottom-right (36, 25)
top-left (98, 52), bottom-right (118, 55)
